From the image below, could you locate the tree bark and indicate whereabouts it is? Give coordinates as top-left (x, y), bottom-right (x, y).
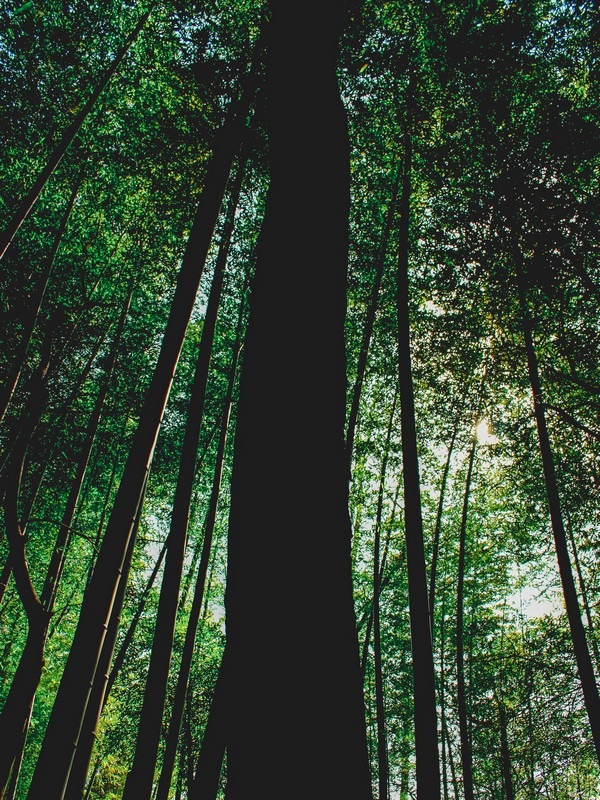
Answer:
top-left (224, 4), bottom-right (371, 798)
top-left (26, 50), bottom-right (258, 800)
top-left (395, 123), bottom-right (440, 799)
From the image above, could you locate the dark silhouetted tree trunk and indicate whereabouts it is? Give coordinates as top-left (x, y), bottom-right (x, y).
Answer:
top-left (429, 420), bottom-right (459, 640)
top-left (395, 123), bottom-right (440, 798)
top-left (188, 649), bottom-right (228, 800)
top-left (456, 433), bottom-right (477, 800)
top-left (373, 390), bottom-right (397, 800)
top-left (498, 699), bottom-right (514, 800)
top-left (224, 4), bottom-right (372, 798)
top-left (63, 481), bottom-right (147, 800)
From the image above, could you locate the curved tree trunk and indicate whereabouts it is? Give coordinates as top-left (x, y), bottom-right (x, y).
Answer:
top-left (0, 291), bottom-right (130, 798)
top-left (0, 356), bottom-right (51, 795)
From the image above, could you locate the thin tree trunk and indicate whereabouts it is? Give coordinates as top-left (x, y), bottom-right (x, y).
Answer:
top-left (0, 325), bottom-right (109, 534)
top-left (565, 511), bottom-right (600, 671)
top-left (123, 154), bottom-right (247, 800)
top-left (155, 290), bottom-right (245, 800)
top-left (373, 391), bottom-right (398, 800)
top-left (456, 434), bottom-right (477, 800)
top-left (0, 7), bottom-right (154, 260)
top-left (62, 480), bottom-right (147, 800)
top-left (395, 121), bottom-right (440, 799)
top-left (224, 5), bottom-right (371, 798)
top-left (188, 650), bottom-right (227, 800)
top-left (498, 699), bottom-right (514, 800)
top-left (0, 177), bottom-right (81, 425)
top-left (27, 52), bottom-right (259, 800)
top-left (515, 252), bottom-right (600, 764)
top-left (104, 538), bottom-right (167, 700)
top-left (429, 421), bottom-right (459, 641)
top-left (346, 165), bottom-right (402, 465)
top-left (81, 759), bottom-right (100, 800)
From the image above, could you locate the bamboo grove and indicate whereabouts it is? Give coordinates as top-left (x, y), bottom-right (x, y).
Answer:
top-left (0, 0), bottom-right (599, 798)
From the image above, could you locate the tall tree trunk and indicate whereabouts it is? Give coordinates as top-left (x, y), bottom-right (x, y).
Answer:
top-left (395, 124), bottom-right (440, 799)
top-left (122, 154), bottom-right (246, 800)
top-left (565, 511), bottom-right (600, 671)
top-left (0, 7), bottom-right (154, 260)
top-left (188, 650), bottom-right (228, 800)
top-left (373, 390), bottom-right (398, 800)
top-left (224, 4), bottom-right (371, 798)
top-left (155, 290), bottom-right (245, 800)
top-left (498, 699), bottom-right (514, 800)
top-left (62, 481), bottom-right (147, 800)
top-left (429, 420), bottom-right (459, 640)
top-left (346, 166), bottom-right (402, 465)
top-left (0, 177), bottom-right (81, 425)
top-left (515, 253), bottom-right (600, 764)
top-left (456, 434), bottom-right (477, 800)
top-left (26, 52), bottom-right (259, 800)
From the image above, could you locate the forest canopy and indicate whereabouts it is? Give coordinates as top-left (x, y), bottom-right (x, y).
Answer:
top-left (0, 1), bottom-right (599, 799)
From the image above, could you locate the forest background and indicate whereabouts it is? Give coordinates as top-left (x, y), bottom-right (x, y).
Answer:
top-left (0, 1), bottom-right (599, 799)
